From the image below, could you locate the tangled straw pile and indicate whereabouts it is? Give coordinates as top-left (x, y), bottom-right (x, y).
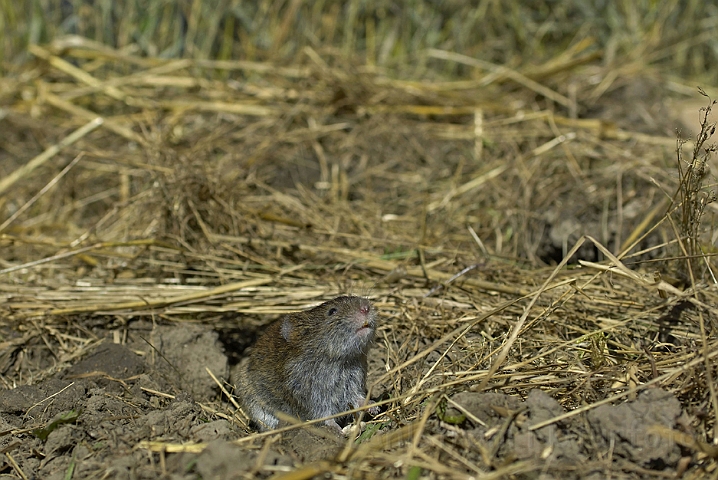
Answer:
top-left (1, 3), bottom-right (717, 477)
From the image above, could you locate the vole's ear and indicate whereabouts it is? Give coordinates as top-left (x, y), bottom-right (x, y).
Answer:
top-left (280, 318), bottom-right (293, 342)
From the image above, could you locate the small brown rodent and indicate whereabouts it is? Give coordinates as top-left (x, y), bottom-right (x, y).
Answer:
top-left (234, 295), bottom-right (378, 432)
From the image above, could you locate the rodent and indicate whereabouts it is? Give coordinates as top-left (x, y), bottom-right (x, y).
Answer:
top-left (233, 295), bottom-right (378, 432)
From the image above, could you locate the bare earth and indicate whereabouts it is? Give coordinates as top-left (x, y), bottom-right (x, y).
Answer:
top-left (0, 319), bottom-right (692, 479)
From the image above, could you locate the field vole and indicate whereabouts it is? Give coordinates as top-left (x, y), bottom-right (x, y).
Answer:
top-left (234, 295), bottom-right (378, 432)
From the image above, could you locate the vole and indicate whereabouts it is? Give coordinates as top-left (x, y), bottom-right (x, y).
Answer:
top-left (234, 295), bottom-right (378, 432)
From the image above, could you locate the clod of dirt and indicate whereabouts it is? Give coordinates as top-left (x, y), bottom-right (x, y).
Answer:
top-left (166, 439), bottom-right (293, 479)
top-left (65, 342), bottom-right (146, 379)
top-left (142, 400), bottom-right (204, 438)
top-left (44, 424), bottom-right (80, 456)
top-left (189, 419), bottom-right (235, 442)
top-left (449, 390), bottom-right (587, 467)
top-left (525, 387), bottom-right (565, 423)
top-left (517, 389), bottom-right (586, 464)
top-left (447, 391), bottom-right (523, 423)
top-left (449, 388), bottom-right (685, 473)
top-left (279, 428), bottom-right (344, 463)
top-left (195, 440), bottom-right (257, 479)
top-left (146, 324), bottom-right (229, 400)
top-left (64, 342), bottom-right (147, 394)
top-left (0, 378), bottom-right (86, 419)
top-left (588, 388), bottom-right (682, 469)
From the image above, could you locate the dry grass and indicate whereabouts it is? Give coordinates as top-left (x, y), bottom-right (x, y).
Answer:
top-left (1, 2), bottom-right (718, 478)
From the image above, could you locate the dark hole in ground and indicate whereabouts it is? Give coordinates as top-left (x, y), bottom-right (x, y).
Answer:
top-left (216, 324), bottom-right (264, 366)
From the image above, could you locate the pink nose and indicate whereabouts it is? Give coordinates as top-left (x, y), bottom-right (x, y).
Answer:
top-left (360, 304), bottom-right (370, 315)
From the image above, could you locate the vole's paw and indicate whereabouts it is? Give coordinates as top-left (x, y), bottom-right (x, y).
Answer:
top-left (366, 404), bottom-right (380, 416)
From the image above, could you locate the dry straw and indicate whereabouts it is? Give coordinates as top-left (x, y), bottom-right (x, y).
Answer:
top-left (1, 1), bottom-right (718, 478)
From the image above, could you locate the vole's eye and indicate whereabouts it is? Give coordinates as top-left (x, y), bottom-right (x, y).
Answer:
top-left (327, 307), bottom-right (338, 316)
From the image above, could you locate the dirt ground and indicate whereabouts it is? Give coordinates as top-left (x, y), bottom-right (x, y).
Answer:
top-left (0, 312), bottom-right (702, 479)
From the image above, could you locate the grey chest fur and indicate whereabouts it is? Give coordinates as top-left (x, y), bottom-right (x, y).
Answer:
top-left (285, 354), bottom-right (367, 419)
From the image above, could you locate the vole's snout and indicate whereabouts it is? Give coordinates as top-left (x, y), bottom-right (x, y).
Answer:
top-left (354, 299), bottom-right (376, 334)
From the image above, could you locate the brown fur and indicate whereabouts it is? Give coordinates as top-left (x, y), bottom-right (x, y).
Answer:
top-left (234, 296), bottom-right (377, 432)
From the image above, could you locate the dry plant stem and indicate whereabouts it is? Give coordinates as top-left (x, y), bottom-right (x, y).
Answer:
top-left (468, 225), bottom-right (490, 257)
top-left (582, 243), bottom-right (718, 319)
top-left (348, 423), bottom-right (420, 463)
top-left (60, 58), bottom-right (194, 99)
top-left (649, 425), bottom-right (718, 458)
top-left (251, 435), bottom-right (279, 477)
top-left (671, 94), bottom-right (716, 277)
top-left (699, 309), bottom-right (718, 444)
top-left (137, 441), bottom-right (205, 454)
top-left (140, 387), bottom-right (174, 399)
top-left (211, 234), bottom-right (528, 295)
top-left (530, 341), bottom-right (718, 431)
top-left (665, 211), bottom-right (718, 443)
top-left (427, 49), bottom-right (572, 107)
top-left (205, 367), bottom-right (240, 410)
top-left (159, 99), bottom-right (276, 116)
top-left (665, 95), bottom-right (718, 440)
top-left (42, 92), bottom-right (146, 145)
top-left (66, 276), bottom-right (269, 313)
top-left (478, 233), bottom-right (702, 420)
top-left (0, 118), bottom-right (102, 195)
top-left (404, 395), bottom-right (439, 464)
top-left (373, 298), bottom-right (522, 393)
top-left (0, 154), bottom-right (84, 234)
top-left (474, 237), bottom-right (590, 392)
top-left (0, 239), bottom-right (173, 277)
top-left (424, 264), bottom-right (481, 297)
top-left (377, 276), bottom-right (588, 400)
top-left (615, 170), bottom-right (623, 255)
top-left (424, 434), bottom-right (484, 474)
top-left (619, 197), bottom-right (670, 254)
top-left (490, 406), bottom-right (528, 461)
top-left (137, 400), bottom-right (414, 456)
top-left (24, 382), bottom-right (76, 419)
top-left (427, 164), bottom-right (507, 212)
top-left (28, 44), bottom-right (127, 101)
top-left (4, 452), bottom-right (29, 480)
top-left (266, 461), bottom-right (336, 480)
top-left (445, 396), bottom-right (487, 427)
top-left (498, 313), bottom-right (639, 373)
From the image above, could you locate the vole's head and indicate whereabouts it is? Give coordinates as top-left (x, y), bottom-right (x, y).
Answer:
top-left (280, 296), bottom-right (377, 358)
